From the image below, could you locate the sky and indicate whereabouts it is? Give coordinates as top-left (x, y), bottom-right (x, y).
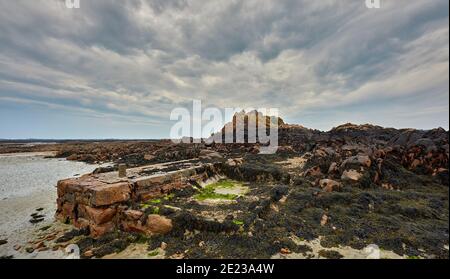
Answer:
top-left (0, 0), bottom-right (448, 139)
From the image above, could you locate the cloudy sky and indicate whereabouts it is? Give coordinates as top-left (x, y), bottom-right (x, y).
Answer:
top-left (0, 0), bottom-right (448, 139)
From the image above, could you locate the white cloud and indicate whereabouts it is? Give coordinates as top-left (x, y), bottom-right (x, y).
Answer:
top-left (0, 0), bottom-right (448, 138)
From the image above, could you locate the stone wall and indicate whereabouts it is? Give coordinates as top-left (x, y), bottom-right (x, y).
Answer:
top-left (56, 161), bottom-right (221, 237)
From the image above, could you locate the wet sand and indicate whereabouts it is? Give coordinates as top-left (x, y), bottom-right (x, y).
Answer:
top-left (0, 152), bottom-right (98, 258)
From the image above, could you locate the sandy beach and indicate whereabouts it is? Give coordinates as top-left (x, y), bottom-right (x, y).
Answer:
top-left (0, 152), bottom-right (98, 258)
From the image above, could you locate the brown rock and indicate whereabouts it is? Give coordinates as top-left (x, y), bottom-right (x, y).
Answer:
top-left (83, 250), bottom-right (94, 257)
top-left (343, 155), bottom-right (371, 168)
top-left (320, 214), bottom-right (328, 226)
top-left (57, 177), bottom-right (132, 207)
top-left (33, 241), bottom-right (45, 250)
top-left (270, 203), bottom-right (279, 212)
top-left (73, 217), bottom-right (90, 230)
top-left (373, 171), bottom-right (380, 184)
top-left (319, 179), bottom-right (342, 192)
top-left (66, 154), bottom-right (78, 161)
top-left (124, 210), bottom-right (144, 220)
top-left (170, 252), bottom-right (185, 259)
top-left (90, 182), bottom-right (131, 206)
top-left (89, 222), bottom-right (115, 238)
top-left (227, 158), bottom-right (243, 167)
top-left (78, 205), bottom-right (117, 225)
top-left (381, 183), bottom-right (394, 190)
top-left (341, 169), bottom-right (363, 182)
top-left (121, 220), bottom-right (147, 234)
top-left (199, 149), bottom-right (223, 160)
top-left (144, 154), bottom-right (155, 161)
top-left (280, 248), bottom-right (292, 254)
top-left (411, 159), bottom-right (422, 169)
top-left (373, 149), bottom-right (386, 158)
top-left (59, 202), bottom-right (76, 220)
top-left (328, 162), bottom-right (338, 174)
top-left (305, 166), bottom-right (322, 177)
top-left (146, 215), bottom-right (173, 235)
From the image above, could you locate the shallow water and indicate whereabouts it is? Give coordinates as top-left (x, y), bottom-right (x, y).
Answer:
top-left (0, 153), bottom-right (98, 258)
top-left (0, 153), bottom-right (97, 200)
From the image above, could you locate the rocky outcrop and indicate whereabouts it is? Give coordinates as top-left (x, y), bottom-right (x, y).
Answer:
top-left (50, 116), bottom-right (448, 258)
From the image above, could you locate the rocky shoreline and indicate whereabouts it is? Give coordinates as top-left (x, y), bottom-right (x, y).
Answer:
top-left (0, 117), bottom-right (448, 259)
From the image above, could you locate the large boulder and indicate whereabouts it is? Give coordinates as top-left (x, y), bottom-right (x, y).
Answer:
top-left (199, 149), bottom-right (223, 160)
top-left (319, 179), bottom-right (342, 192)
top-left (146, 215), bottom-right (173, 235)
top-left (90, 222), bottom-right (115, 238)
top-left (341, 169), bottom-right (363, 182)
top-left (342, 155), bottom-right (371, 168)
top-left (124, 210), bottom-right (144, 220)
top-left (77, 205), bottom-right (117, 225)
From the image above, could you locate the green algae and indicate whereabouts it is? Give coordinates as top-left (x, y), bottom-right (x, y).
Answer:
top-left (194, 185), bottom-right (238, 201)
top-left (193, 179), bottom-right (248, 201)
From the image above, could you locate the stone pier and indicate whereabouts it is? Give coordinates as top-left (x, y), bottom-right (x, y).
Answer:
top-left (56, 159), bottom-right (221, 237)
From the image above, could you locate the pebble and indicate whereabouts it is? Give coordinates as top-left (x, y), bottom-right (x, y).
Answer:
top-left (34, 241), bottom-right (45, 250)
top-left (320, 214), bottom-right (328, 226)
top-left (280, 248), bottom-right (292, 254)
top-left (29, 218), bottom-right (45, 224)
top-left (25, 247), bottom-right (35, 253)
top-left (170, 252), bottom-right (185, 259)
top-left (83, 250), bottom-right (94, 257)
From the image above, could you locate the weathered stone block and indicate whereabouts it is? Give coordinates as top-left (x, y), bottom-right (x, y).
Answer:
top-left (90, 222), bottom-right (115, 238)
top-left (88, 182), bottom-right (131, 206)
top-left (78, 205), bottom-right (117, 225)
top-left (121, 220), bottom-right (147, 234)
top-left (124, 210), bottom-right (143, 220)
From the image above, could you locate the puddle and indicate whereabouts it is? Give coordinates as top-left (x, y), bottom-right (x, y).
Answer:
top-left (195, 179), bottom-right (249, 204)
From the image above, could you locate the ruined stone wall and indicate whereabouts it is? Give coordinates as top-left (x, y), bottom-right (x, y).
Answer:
top-left (56, 163), bottom-right (222, 237)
